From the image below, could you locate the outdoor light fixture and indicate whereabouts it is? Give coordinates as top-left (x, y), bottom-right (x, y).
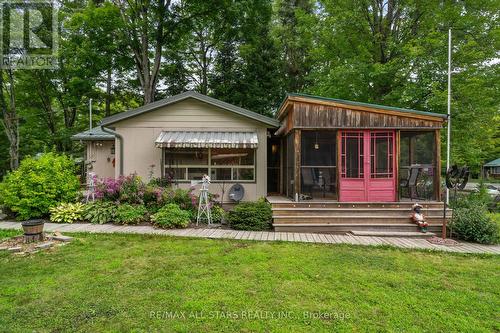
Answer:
top-left (314, 133), bottom-right (320, 150)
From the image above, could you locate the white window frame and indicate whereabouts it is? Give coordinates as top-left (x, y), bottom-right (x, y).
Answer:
top-left (164, 148), bottom-right (256, 183)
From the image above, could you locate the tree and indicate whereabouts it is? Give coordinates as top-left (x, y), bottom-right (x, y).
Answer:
top-left (0, 70), bottom-right (19, 170)
top-left (273, 0), bottom-right (316, 92)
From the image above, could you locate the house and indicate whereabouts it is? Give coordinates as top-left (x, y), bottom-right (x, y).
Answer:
top-left (73, 91), bottom-right (279, 202)
top-left (483, 158), bottom-right (500, 179)
top-left (72, 126), bottom-right (116, 179)
top-left (73, 91), bottom-right (449, 233)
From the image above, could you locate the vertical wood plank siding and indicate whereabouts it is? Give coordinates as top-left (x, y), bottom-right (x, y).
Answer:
top-left (290, 102), bottom-right (443, 129)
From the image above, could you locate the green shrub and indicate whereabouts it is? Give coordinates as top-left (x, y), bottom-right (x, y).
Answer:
top-left (83, 201), bottom-right (117, 224)
top-left (115, 204), bottom-right (148, 225)
top-left (162, 188), bottom-right (197, 218)
top-left (227, 199), bottom-right (272, 231)
top-left (210, 205), bottom-right (226, 224)
top-left (150, 203), bottom-right (191, 229)
top-left (49, 202), bottom-right (85, 224)
top-left (143, 185), bottom-right (165, 214)
top-left (450, 206), bottom-right (499, 244)
top-left (0, 153), bottom-right (81, 220)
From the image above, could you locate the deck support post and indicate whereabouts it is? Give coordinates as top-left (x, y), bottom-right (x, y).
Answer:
top-left (294, 130), bottom-right (301, 201)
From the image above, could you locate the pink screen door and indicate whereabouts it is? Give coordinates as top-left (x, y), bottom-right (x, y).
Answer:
top-left (339, 130), bottom-right (396, 202)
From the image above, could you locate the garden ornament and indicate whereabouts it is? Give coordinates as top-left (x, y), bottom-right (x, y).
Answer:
top-left (193, 175), bottom-right (212, 225)
top-left (411, 203), bottom-right (428, 233)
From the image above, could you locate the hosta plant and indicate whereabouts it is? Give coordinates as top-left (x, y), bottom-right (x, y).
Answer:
top-left (150, 204), bottom-right (190, 229)
top-left (49, 202), bottom-right (85, 224)
top-left (83, 201), bottom-right (117, 224)
top-left (115, 204), bottom-right (148, 225)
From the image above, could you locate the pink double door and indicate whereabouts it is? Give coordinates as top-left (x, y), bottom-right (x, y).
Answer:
top-left (339, 130), bottom-right (396, 202)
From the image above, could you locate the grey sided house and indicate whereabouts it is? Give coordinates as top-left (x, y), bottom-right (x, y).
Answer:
top-left (73, 91), bottom-right (450, 234)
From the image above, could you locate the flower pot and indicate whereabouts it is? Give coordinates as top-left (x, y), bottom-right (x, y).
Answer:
top-left (21, 220), bottom-right (45, 242)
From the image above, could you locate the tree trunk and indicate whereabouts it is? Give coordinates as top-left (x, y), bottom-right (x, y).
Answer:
top-left (0, 69), bottom-right (19, 170)
top-left (105, 67), bottom-right (112, 116)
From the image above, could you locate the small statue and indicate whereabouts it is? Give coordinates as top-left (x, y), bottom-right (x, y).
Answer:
top-left (411, 203), bottom-right (428, 233)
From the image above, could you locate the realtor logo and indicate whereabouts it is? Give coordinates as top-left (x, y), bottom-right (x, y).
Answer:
top-left (0, 0), bottom-right (58, 69)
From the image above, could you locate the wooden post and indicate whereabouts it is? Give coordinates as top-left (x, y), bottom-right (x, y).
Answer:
top-left (294, 130), bottom-right (301, 200)
top-left (337, 130), bottom-right (341, 200)
top-left (435, 129), bottom-right (441, 201)
top-left (279, 138), bottom-right (284, 195)
top-left (395, 130), bottom-right (400, 201)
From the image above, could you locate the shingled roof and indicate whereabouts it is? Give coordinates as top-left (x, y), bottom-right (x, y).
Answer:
top-left (71, 127), bottom-right (115, 141)
top-left (100, 91), bottom-right (280, 128)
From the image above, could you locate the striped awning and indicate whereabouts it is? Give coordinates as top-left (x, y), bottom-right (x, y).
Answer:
top-left (155, 131), bottom-right (259, 148)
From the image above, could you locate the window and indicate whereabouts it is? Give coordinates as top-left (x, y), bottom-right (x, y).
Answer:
top-left (341, 132), bottom-right (364, 178)
top-left (164, 148), bottom-right (255, 182)
top-left (370, 132), bottom-right (393, 178)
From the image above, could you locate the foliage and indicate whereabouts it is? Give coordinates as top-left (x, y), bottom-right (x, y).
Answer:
top-left (450, 184), bottom-right (499, 244)
top-left (150, 204), bottom-right (191, 229)
top-left (95, 174), bottom-right (146, 204)
top-left (450, 205), bottom-right (498, 244)
top-left (83, 201), bottom-right (117, 224)
top-left (162, 188), bottom-right (198, 218)
top-left (210, 205), bottom-right (226, 224)
top-left (115, 204), bottom-right (148, 225)
top-left (451, 182), bottom-right (493, 210)
top-left (143, 185), bottom-right (165, 214)
top-left (0, 0), bottom-right (499, 181)
top-left (0, 153), bottom-right (80, 220)
top-left (49, 202), bottom-right (85, 224)
top-left (227, 199), bottom-right (272, 230)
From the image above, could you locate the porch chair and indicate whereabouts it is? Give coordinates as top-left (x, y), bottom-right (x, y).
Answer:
top-left (301, 168), bottom-right (316, 197)
top-left (400, 166), bottom-right (420, 200)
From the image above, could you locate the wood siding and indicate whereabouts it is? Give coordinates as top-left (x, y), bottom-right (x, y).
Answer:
top-left (287, 102), bottom-right (443, 130)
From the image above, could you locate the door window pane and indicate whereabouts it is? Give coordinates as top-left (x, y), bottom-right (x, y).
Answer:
top-left (342, 132), bottom-right (364, 178)
top-left (370, 132), bottom-right (393, 178)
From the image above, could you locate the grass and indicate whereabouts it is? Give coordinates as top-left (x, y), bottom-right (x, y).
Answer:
top-left (0, 232), bottom-right (499, 332)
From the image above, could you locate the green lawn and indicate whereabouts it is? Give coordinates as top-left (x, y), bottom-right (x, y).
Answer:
top-left (0, 230), bottom-right (499, 332)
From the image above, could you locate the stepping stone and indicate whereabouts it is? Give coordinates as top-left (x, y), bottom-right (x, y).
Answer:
top-left (8, 246), bottom-right (22, 253)
top-left (35, 241), bottom-right (54, 250)
top-left (0, 246), bottom-right (9, 251)
top-left (52, 235), bottom-right (73, 242)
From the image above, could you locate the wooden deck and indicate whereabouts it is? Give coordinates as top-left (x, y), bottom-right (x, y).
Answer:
top-left (267, 196), bottom-right (451, 234)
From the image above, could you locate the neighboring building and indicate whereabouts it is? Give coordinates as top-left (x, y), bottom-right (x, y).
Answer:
top-left (483, 158), bottom-right (500, 179)
top-left (73, 91), bottom-right (449, 232)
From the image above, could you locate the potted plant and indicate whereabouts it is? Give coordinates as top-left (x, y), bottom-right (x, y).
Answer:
top-left (21, 219), bottom-right (45, 241)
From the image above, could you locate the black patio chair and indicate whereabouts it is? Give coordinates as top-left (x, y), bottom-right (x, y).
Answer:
top-left (400, 167), bottom-right (420, 200)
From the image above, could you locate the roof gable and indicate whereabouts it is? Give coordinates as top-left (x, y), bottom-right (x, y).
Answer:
top-left (484, 158), bottom-right (500, 167)
top-left (101, 91), bottom-right (280, 128)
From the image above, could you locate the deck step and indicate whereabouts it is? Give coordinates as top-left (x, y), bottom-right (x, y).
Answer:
top-left (350, 230), bottom-right (435, 238)
top-left (273, 223), bottom-right (442, 234)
